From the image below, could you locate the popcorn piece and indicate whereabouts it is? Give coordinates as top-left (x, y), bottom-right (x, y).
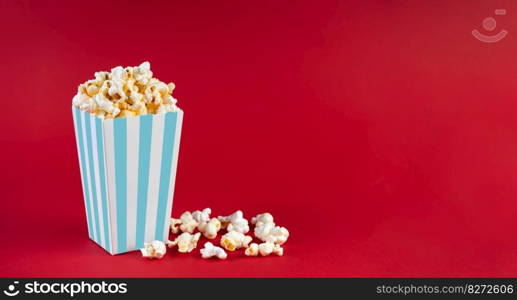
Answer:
top-left (108, 66), bottom-right (127, 101)
top-left (94, 71), bottom-right (109, 83)
top-left (192, 208), bottom-right (211, 224)
top-left (144, 78), bottom-right (170, 104)
top-left (252, 212), bottom-right (289, 245)
top-left (94, 93), bottom-right (120, 118)
top-left (258, 242), bottom-right (274, 256)
top-left (198, 217), bottom-right (221, 239)
top-left (273, 244), bottom-right (284, 256)
top-left (118, 110), bottom-right (136, 118)
top-left (200, 242), bottom-right (227, 260)
top-left (251, 213), bottom-right (274, 227)
top-left (167, 232), bottom-right (201, 253)
top-left (218, 210), bottom-right (249, 234)
top-left (170, 218), bottom-right (182, 234)
top-left (254, 222), bottom-right (289, 245)
top-left (86, 83), bottom-right (99, 97)
top-left (167, 82), bottom-right (176, 93)
top-left (72, 93), bottom-right (94, 113)
top-left (220, 231), bottom-right (252, 251)
top-left (244, 243), bottom-right (259, 256)
top-left (177, 211), bottom-right (199, 233)
top-left (245, 242), bottom-right (283, 257)
top-left (140, 240), bottom-right (167, 259)
top-left (134, 61), bottom-right (153, 85)
top-left (258, 242), bottom-right (283, 256)
top-left (156, 103), bottom-right (178, 114)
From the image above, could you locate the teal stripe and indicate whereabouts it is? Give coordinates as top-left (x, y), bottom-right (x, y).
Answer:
top-left (96, 117), bottom-right (111, 253)
top-left (73, 107), bottom-right (94, 239)
top-left (84, 112), bottom-right (101, 245)
top-left (114, 118), bottom-right (127, 253)
top-left (135, 115), bottom-right (153, 249)
top-left (155, 112), bottom-right (178, 240)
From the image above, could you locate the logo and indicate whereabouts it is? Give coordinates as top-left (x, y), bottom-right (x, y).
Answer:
top-left (2, 280), bottom-right (127, 297)
top-left (472, 9), bottom-right (508, 43)
top-left (3, 281), bottom-right (20, 297)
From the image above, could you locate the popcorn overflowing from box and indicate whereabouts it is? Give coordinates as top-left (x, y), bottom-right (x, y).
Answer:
top-left (72, 62), bottom-right (183, 254)
top-left (73, 62), bottom-right (178, 119)
top-left (72, 63), bottom-right (290, 260)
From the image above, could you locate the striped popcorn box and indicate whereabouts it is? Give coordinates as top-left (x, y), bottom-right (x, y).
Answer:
top-left (72, 106), bottom-right (183, 254)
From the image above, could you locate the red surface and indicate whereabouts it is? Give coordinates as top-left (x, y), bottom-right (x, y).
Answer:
top-left (1, 0), bottom-right (517, 277)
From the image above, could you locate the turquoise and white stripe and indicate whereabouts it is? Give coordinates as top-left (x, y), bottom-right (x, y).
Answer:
top-left (72, 106), bottom-right (183, 255)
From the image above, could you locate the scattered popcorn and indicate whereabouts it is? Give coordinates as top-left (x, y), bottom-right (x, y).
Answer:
top-left (167, 232), bottom-right (201, 253)
top-left (220, 231), bottom-right (253, 251)
top-left (252, 212), bottom-right (289, 245)
top-left (198, 217), bottom-right (221, 239)
top-left (218, 210), bottom-right (249, 234)
top-left (72, 62), bottom-right (180, 119)
top-left (140, 240), bottom-right (167, 259)
top-left (192, 208), bottom-right (211, 224)
top-left (200, 242), bottom-right (227, 260)
top-left (163, 209), bottom-right (289, 260)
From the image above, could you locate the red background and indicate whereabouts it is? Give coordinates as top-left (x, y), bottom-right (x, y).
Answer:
top-left (1, 0), bottom-right (517, 277)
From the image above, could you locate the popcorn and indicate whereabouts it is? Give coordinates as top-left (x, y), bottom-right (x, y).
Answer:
top-left (259, 242), bottom-right (283, 256)
top-left (220, 231), bottom-right (252, 251)
top-left (94, 93), bottom-right (120, 117)
top-left (251, 213), bottom-right (274, 227)
top-left (164, 209), bottom-right (289, 260)
top-left (252, 212), bottom-right (289, 245)
top-left (140, 240), bottom-right (167, 259)
top-left (245, 242), bottom-right (283, 257)
top-left (170, 211), bottom-right (199, 234)
top-left (134, 61), bottom-right (153, 86)
top-left (72, 93), bottom-right (94, 113)
top-left (86, 83), bottom-right (99, 97)
top-left (72, 62), bottom-right (179, 119)
top-left (167, 232), bottom-right (201, 253)
top-left (144, 78), bottom-right (170, 104)
top-left (200, 242), bottom-right (227, 260)
top-left (170, 218), bottom-right (182, 234)
top-left (244, 243), bottom-right (259, 256)
top-left (218, 210), bottom-right (249, 234)
top-left (198, 217), bottom-right (221, 239)
top-left (118, 110), bottom-right (136, 118)
top-left (254, 222), bottom-right (289, 245)
top-left (192, 208), bottom-right (211, 224)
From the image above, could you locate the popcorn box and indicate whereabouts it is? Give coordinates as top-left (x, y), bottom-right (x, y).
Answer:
top-left (72, 106), bottom-right (183, 254)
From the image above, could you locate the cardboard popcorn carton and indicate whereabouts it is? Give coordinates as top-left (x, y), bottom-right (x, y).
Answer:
top-left (72, 106), bottom-right (183, 254)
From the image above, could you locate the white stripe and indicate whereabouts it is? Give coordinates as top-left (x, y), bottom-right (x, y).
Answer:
top-left (126, 117), bottom-right (140, 251)
top-left (72, 108), bottom-right (93, 237)
top-left (144, 113), bottom-right (165, 242)
top-left (103, 119), bottom-right (118, 254)
top-left (90, 114), bottom-right (106, 248)
top-left (99, 121), bottom-right (114, 254)
top-left (81, 111), bottom-right (98, 242)
top-left (161, 110), bottom-right (183, 240)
